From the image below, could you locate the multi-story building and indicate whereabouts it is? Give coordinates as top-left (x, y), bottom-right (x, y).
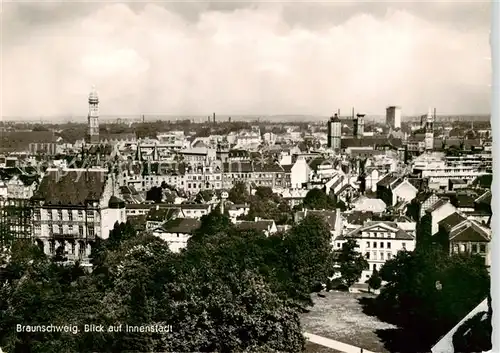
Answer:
top-left (327, 114), bottom-right (342, 150)
top-left (376, 174), bottom-right (418, 207)
top-left (0, 198), bottom-right (33, 240)
top-left (31, 168), bottom-right (126, 263)
top-left (386, 106), bottom-right (402, 129)
top-left (335, 221), bottom-right (416, 282)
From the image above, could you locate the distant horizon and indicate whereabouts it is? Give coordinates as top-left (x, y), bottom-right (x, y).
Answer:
top-left (0, 113), bottom-right (491, 124)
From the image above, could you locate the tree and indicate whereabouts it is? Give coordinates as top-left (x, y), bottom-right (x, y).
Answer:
top-left (146, 186), bottom-right (163, 203)
top-left (302, 188), bottom-right (336, 210)
top-left (337, 239), bottom-right (369, 288)
top-left (195, 190), bottom-right (214, 204)
top-left (283, 215), bottom-right (336, 303)
top-left (228, 181), bottom-right (249, 204)
top-left (367, 269), bottom-right (382, 292)
top-left (255, 186), bottom-right (274, 200)
top-left (375, 247), bottom-right (490, 350)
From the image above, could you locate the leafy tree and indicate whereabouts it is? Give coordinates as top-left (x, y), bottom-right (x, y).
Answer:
top-left (367, 268), bottom-right (382, 292)
top-left (375, 247), bottom-right (490, 349)
top-left (146, 186), bottom-right (163, 203)
top-left (337, 239), bottom-right (369, 287)
top-left (228, 181), bottom-right (249, 204)
top-left (283, 215), bottom-right (335, 303)
top-left (302, 188), bottom-right (336, 210)
top-left (255, 186), bottom-right (274, 200)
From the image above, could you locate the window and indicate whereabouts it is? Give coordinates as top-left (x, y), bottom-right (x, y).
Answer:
top-left (387, 242), bottom-right (391, 249)
top-left (58, 210), bottom-right (63, 220)
top-left (48, 211), bottom-right (52, 220)
top-left (373, 264), bottom-right (377, 271)
top-left (380, 252), bottom-right (384, 260)
top-left (480, 244), bottom-right (486, 253)
top-left (387, 252), bottom-right (392, 259)
top-left (88, 227), bottom-right (95, 237)
top-left (373, 242), bottom-right (377, 248)
top-left (79, 226), bottom-right (84, 237)
top-left (57, 225), bottom-right (62, 234)
top-left (402, 242), bottom-right (406, 249)
top-left (365, 252), bottom-right (370, 259)
top-left (68, 211), bottom-right (73, 221)
top-left (380, 242), bottom-right (384, 248)
top-left (372, 251), bottom-right (377, 260)
top-left (472, 243), bottom-right (479, 253)
top-left (366, 242), bottom-right (370, 248)
top-left (78, 210), bottom-right (83, 220)
top-left (69, 225), bottom-right (73, 233)
top-left (49, 241), bottom-right (55, 254)
top-left (71, 242), bottom-right (76, 255)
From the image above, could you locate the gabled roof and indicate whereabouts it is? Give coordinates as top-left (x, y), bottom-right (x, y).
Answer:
top-left (159, 218), bottom-right (201, 234)
top-left (147, 207), bottom-right (181, 222)
top-left (452, 193), bottom-right (476, 209)
top-left (450, 222), bottom-right (490, 242)
top-left (296, 210), bottom-right (338, 230)
top-left (236, 220), bottom-right (275, 232)
top-left (439, 212), bottom-right (468, 231)
top-left (471, 174), bottom-right (492, 189)
top-left (426, 198), bottom-right (451, 214)
top-left (33, 170), bottom-right (107, 206)
top-left (475, 190), bottom-right (491, 205)
top-left (340, 221), bottom-right (414, 240)
top-left (377, 173), bottom-right (399, 188)
top-left (343, 211), bottom-right (374, 225)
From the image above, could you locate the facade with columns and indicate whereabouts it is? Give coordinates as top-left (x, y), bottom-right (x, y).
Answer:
top-left (31, 168), bottom-right (126, 263)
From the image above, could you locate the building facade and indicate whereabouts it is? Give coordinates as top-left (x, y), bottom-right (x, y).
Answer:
top-left (386, 106), bottom-right (402, 129)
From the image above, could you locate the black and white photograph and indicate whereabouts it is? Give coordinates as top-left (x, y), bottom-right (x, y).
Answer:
top-left (0, 1), bottom-right (495, 352)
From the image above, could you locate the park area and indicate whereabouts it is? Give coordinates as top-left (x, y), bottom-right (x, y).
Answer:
top-left (301, 291), bottom-right (396, 353)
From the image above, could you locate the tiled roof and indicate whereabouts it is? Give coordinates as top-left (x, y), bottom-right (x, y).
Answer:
top-left (475, 190), bottom-right (491, 205)
top-left (439, 212), bottom-right (467, 231)
top-left (426, 198), bottom-right (450, 213)
top-left (452, 193), bottom-right (476, 209)
top-left (343, 211), bottom-right (374, 225)
top-left (160, 218), bottom-right (201, 234)
top-left (33, 170), bottom-right (107, 205)
top-left (147, 207), bottom-right (181, 222)
top-left (236, 220), bottom-right (274, 232)
top-left (296, 210), bottom-right (338, 230)
top-left (450, 222), bottom-right (490, 242)
top-left (377, 173), bottom-right (398, 188)
top-left (253, 163), bottom-right (284, 173)
top-left (472, 174), bottom-right (492, 188)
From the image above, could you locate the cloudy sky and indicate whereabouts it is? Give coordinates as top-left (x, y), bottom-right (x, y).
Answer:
top-left (1, 1), bottom-right (491, 118)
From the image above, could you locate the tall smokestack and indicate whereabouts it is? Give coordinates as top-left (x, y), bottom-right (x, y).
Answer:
top-left (213, 112), bottom-right (216, 124)
top-left (352, 107), bottom-right (355, 119)
top-left (228, 116), bottom-right (232, 123)
top-left (433, 108), bottom-right (436, 119)
top-left (337, 109), bottom-right (340, 117)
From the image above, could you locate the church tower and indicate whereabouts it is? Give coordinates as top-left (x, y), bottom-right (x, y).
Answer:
top-left (87, 86), bottom-right (100, 144)
top-left (353, 113), bottom-right (365, 138)
top-left (424, 107), bottom-right (434, 151)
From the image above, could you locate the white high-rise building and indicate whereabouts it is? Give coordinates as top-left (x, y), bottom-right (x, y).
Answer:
top-left (386, 106), bottom-right (402, 129)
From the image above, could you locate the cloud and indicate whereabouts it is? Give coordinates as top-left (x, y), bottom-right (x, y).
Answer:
top-left (1, 1), bottom-right (491, 118)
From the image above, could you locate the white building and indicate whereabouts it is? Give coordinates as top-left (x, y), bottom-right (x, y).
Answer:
top-left (152, 218), bottom-right (201, 253)
top-left (335, 221), bottom-right (416, 282)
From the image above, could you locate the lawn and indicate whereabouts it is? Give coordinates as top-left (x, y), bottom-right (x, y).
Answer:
top-left (301, 291), bottom-right (396, 353)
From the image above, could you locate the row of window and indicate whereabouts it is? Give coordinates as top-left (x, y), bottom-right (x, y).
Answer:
top-left (35, 210), bottom-right (95, 221)
top-left (366, 251), bottom-right (393, 261)
top-left (366, 241), bottom-right (394, 249)
top-left (453, 243), bottom-right (487, 253)
top-left (44, 224), bottom-right (95, 237)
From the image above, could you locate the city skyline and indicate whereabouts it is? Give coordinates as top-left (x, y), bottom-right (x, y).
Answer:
top-left (2, 1), bottom-right (492, 118)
